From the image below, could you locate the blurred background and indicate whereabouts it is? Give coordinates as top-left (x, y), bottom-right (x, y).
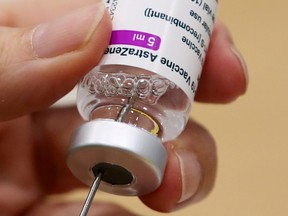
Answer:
top-left (57, 0), bottom-right (288, 215)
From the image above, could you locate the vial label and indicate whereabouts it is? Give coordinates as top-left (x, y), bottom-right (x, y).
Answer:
top-left (102, 0), bottom-right (218, 100)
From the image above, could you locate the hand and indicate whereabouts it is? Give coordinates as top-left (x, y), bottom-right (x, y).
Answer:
top-left (0, 0), bottom-right (248, 215)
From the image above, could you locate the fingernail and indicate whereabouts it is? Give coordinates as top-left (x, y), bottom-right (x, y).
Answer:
top-left (174, 148), bottom-right (202, 204)
top-left (31, 3), bottom-right (105, 58)
top-left (231, 45), bottom-right (249, 89)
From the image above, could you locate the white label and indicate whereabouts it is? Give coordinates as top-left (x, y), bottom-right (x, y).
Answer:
top-left (101, 0), bottom-right (218, 100)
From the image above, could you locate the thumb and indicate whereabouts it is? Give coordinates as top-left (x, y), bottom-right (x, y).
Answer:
top-left (140, 119), bottom-right (217, 212)
top-left (0, 3), bottom-right (111, 121)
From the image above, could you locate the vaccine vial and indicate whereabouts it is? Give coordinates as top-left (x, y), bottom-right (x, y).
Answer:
top-left (67, 0), bottom-right (218, 196)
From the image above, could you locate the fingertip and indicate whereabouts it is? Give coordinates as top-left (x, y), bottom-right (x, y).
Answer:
top-left (0, 5), bottom-right (111, 121)
top-left (230, 44), bottom-right (249, 92)
top-left (139, 142), bottom-right (202, 213)
top-left (140, 120), bottom-right (217, 213)
top-left (31, 3), bottom-right (107, 59)
top-left (139, 146), bottom-right (182, 212)
top-left (195, 21), bottom-right (248, 103)
top-left (174, 148), bottom-right (202, 204)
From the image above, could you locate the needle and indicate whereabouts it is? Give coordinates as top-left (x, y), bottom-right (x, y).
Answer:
top-left (116, 96), bottom-right (137, 122)
top-left (79, 172), bottom-right (103, 216)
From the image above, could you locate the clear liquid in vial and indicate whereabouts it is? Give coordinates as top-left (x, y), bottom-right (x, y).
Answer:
top-left (77, 65), bottom-right (192, 141)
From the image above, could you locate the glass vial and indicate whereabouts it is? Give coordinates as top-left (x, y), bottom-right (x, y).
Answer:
top-left (67, 0), bottom-right (218, 196)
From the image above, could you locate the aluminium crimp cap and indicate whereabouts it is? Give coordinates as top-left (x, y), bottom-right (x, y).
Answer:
top-left (66, 120), bottom-right (167, 196)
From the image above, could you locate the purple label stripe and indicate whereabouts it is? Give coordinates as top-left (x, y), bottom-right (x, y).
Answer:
top-left (110, 30), bottom-right (161, 51)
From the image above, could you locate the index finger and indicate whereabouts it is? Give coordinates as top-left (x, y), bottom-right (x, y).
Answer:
top-left (0, 0), bottom-right (101, 26)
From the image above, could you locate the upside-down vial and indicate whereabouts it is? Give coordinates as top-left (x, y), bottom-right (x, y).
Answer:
top-left (67, 0), bottom-right (218, 196)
